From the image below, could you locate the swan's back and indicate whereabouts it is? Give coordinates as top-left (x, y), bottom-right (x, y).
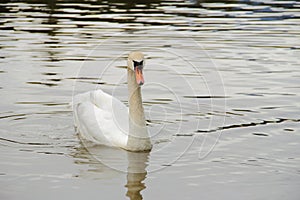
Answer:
top-left (73, 90), bottom-right (129, 148)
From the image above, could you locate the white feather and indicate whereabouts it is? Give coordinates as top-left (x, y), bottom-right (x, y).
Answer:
top-left (73, 89), bottom-right (129, 148)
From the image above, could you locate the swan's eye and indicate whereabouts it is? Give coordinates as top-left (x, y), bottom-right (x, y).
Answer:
top-left (133, 60), bottom-right (143, 68)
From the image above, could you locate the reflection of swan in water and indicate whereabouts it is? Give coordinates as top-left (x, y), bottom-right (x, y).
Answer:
top-left (125, 151), bottom-right (149, 200)
top-left (71, 142), bottom-right (149, 200)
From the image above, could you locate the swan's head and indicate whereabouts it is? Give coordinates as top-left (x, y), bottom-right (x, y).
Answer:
top-left (127, 51), bottom-right (145, 86)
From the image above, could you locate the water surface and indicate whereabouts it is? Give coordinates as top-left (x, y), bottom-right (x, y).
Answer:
top-left (0, 0), bottom-right (300, 199)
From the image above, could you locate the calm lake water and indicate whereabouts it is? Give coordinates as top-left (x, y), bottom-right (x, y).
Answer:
top-left (1, 0), bottom-right (300, 199)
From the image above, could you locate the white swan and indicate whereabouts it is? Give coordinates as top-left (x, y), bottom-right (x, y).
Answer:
top-left (73, 52), bottom-right (152, 152)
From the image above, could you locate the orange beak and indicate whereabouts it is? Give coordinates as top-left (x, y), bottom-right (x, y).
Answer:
top-left (135, 67), bottom-right (144, 86)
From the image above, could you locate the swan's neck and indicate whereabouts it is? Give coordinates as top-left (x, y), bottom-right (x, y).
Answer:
top-left (127, 68), bottom-right (151, 151)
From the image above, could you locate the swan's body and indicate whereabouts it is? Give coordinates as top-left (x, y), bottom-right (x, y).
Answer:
top-left (73, 52), bottom-right (152, 152)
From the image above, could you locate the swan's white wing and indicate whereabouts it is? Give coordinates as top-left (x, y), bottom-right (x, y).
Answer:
top-left (73, 90), bottom-right (129, 148)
